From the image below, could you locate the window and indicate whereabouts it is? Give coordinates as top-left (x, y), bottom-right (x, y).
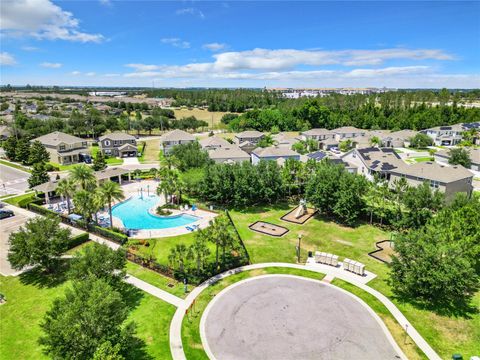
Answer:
top-left (104, 140), bottom-right (111, 146)
top-left (59, 145), bottom-right (65, 151)
top-left (430, 180), bottom-right (439, 189)
top-left (113, 140), bottom-right (118, 146)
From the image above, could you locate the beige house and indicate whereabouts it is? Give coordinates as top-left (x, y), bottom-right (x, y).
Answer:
top-left (99, 132), bottom-right (137, 157)
top-left (160, 129), bottom-right (196, 154)
top-left (434, 148), bottom-right (480, 171)
top-left (301, 128), bottom-right (335, 141)
top-left (333, 126), bottom-right (367, 141)
top-left (199, 136), bottom-right (231, 150)
top-left (33, 131), bottom-right (88, 165)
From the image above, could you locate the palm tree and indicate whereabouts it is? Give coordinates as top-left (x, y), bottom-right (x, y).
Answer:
top-left (99, 181), bottom-right (125, 228)
top-left (73, 190), bottom-right (95, 223)
top-left (189, 230), bottom-right (211, 275)
top-left (370, 136), bottom-right (381, 147)
top-left (55, 178), bottom-right (76, 214)
top-left (70, 164), bottom-right (96, 191)
top-left (168, 244), bottom-right (189, 273)
top-left (92, 188), bottom-right (106, 225)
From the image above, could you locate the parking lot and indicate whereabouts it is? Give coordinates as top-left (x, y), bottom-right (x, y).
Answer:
top-left (0, 208), bottom-right (35, 276)
top-left (0, 164), bottom-right (30, 196)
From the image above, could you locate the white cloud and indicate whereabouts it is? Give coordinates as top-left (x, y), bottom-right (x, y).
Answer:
top-left (21, 46), bottom-right (39, 51)
top-left (0, 52), bottom-right (16, 66)
top-left (203, 42), bottom-right (227, 52)
top-left (86, 72), bottom-right (96, 76)
top-left (345, 66), bottom-right (431, 78)
top-left (40, 62), bottom-right (62, 68)
top-left (99, 0), bottom-right (111, 6)
top-left (0, 0), bottom-right (104, 43)
top-left (125, 63), bottom-right (161, 71)
top-left (104, 73), bottom-right (120, 77)
top-left (176, 7), bottom-right (205, 19)
top-left (160, 38), bottom-right (190, 49)
top-left (71, 70), bottom-right (81, 75)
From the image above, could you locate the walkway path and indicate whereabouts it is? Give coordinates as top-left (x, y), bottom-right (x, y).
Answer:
top-left (124, 274), bottom-right (184, 307)
top-left (169, 262), bottom-right (441, 360)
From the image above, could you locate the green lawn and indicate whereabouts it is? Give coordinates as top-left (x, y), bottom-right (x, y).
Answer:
top-left (228, 204), bottom-right (480, 359)
top-left (0, 159), bottom-right (31, 173)
top-left (0, 270), bottom-right (175, 360)
top-left (128, 232), bottom-right (216, 265)
top-left (139, 138), bottom-right (160, 163)
top-left (126, 261), bottom-right (193, 298)
top-left (413, 157), bottom-right (434, 163)
top-left (89, 146), bottom-right (124, 165)
top-left (2, 192), bottom-right (37, 206)
top-left (47, 161), bottom-right (81, 171)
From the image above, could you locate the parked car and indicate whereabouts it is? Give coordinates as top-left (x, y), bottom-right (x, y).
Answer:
top-left (79, 153), bottom-right (92, 164)
top-left (0, 209), bottom-right (14, 219)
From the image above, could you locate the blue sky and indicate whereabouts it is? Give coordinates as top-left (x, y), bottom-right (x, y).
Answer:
top-left (1, 0), bottom-right (479, 88)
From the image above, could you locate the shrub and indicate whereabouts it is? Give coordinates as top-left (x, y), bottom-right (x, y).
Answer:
top-left (156, 206), bottom-right (172, 216)
top-left (68, 233), bottom-right (89, 249)
top-left (44, 163), bottom-right (60, 172)
top-left (88, 225), bottom-right (128, 245)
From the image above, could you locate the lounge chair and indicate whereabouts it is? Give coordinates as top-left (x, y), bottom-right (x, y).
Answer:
top-left (185, 226), bottom-right (194, 231)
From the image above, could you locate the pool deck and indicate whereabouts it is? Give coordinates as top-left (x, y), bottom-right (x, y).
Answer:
top-left (119, 208), bottom-right (218, 238)
top-left (112, 180), bottom-right (218, 239)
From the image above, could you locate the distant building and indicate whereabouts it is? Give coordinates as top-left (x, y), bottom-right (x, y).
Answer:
top-left (33, 131), bottom-right (88, 165)
top-left (88, 91), bottom-right (127, 97)
top-left (160, 129), bottom-right (196, 154)
top-left (422, 124), bottom-right (464, 146)
top-left (0, 125), bottom-right (11, 140)
top-left (199, 136), bottom-right (231, 150)
top-left (98, 132), bottom-right (137, 157)
top-left (251, 146), bottom-right (300, 165)
top-left (333, 126), bottom-right (367, 141)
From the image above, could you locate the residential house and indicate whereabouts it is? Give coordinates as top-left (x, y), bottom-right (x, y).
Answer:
top-left (342, 147), bottom-right (473, 199)
top-left (273, 132), bottom-right (301, 148)
top-left (33, 131), bottom-right (89, 165)
top-left (333, 126), bottom-right (367, 141)
top-left (199, 136), bottom-right (231, 150)
top-left (234, 130), bottom-right (265, 145)
top-left (342, 147), bottom-right (404, 181)
top-left (301, 128), bottom-right (335, 142)
top-left (208, 146), bottom-right (250, 164)
top-left (434, 148), bottom-right (480, 171)
top-left (422, 124), bottom-right (464, 146)
top-left (251, 146), bottom-right (300, 165)
top-left (386, 130), bottom-right (418, 148)
top-left (160, 129), bottom-right (196, 154)
top-left (389, 162), bottom-right (473, 199)
top-left (98, 132), bottom-right (137, 157)
top-left (306, 150), bottom-right (357, 173)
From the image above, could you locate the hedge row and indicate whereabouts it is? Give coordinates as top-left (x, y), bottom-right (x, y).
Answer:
top-left (28, 203), bottom-right (128, 245)
top-left (68, 233), bottom-right (89, 250)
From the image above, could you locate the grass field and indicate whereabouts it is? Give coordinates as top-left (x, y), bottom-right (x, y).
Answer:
top-left (173, 108), bottom-right (231, 127)
top-left (139, 138), bottom-right (160, 163)
top-left (89, 146), bottom-right (124, 165)
top-left (0, 270), bottom-right (175, 360)
top-left (2, 192), bottom-right (37, 206)
top-left (413, 157), bottom-right (434, 162)
top-left (0, 159), bottom-right (31, 173)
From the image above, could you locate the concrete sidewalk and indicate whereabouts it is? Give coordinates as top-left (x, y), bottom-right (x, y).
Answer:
top-left (124, 274), bottom-right (183, 307)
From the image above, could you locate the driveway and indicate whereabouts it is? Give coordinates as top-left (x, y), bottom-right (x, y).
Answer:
top-left (0, 164), bottom-right (30, 196)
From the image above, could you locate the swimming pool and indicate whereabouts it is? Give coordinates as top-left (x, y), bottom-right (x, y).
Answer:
top-left (112, 195), bottom-right (200, 230)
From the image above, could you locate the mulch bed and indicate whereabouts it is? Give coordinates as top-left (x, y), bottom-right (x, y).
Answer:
top-left (249, 221), bottom-right (289, 237)
top-left (281, 206), bottom-right (318, 224)
top-left (368, 240), bottom-right (396, 264)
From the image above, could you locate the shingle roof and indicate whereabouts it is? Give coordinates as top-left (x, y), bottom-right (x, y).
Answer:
top-left (435, 148), bottom-right (480, 165)
top-left (161, 129), bottom-right (195, 142)
top-left (354, 147), bottom-right (404, 172)
top-left (33, 131), bottom-right (85, 146)
top-left (391, 162), bottom-right (473, 183)
top-left (333, 126), bottom-right (365, 134)
top-left (253, 146), bottom-right (300, 158)
top-left (208, 146), bottom-right (250, 160)
top-left (199, 136), bottom-right (230, 148)
top-left (99, 132), bottom-right (136, 141)
top-left (235, 130), bottom-right (264, 139)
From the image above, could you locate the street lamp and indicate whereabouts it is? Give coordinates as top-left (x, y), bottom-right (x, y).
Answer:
top-left (297, 234), bottom-right (303, 263)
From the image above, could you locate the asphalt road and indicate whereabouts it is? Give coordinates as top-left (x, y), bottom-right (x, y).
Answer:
top-left (0, 164), bottom-right (30, 196)
top-left (204, 276), bottom-right (402, 360)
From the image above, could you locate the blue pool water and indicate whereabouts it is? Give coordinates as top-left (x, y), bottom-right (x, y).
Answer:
top-left (112, 195), bottom-right (200, 230)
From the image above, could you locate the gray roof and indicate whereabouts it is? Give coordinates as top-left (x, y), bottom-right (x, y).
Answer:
top-left (389, 129), bottom-right (418, 140)
top-left (99, 132), bottom-right (136, 141)
top-left (161, 129), bottom-right (195, 142)
top-left (253, 146), bottom-right (300, 158)
top-left (333, 126), bottom-right (366, 134)
top-left (350, 147), bottom-right (404, 172)
top-left (425, 124), bottom-right (465, 132)
top-left (199, 136), bottom-right (230, 148)
top-left (391, 162), bottom-right (473, 183)
top-left (208, 146), bottom-right (250, 160)
top-left (118, 143), bottom-right (137, 151)
top-left (235, 130), bottom-right (264, 139)
top-left (94, 167), bottom-right (130, 180)
top-left (33, 131), bottom-right (86, 146)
